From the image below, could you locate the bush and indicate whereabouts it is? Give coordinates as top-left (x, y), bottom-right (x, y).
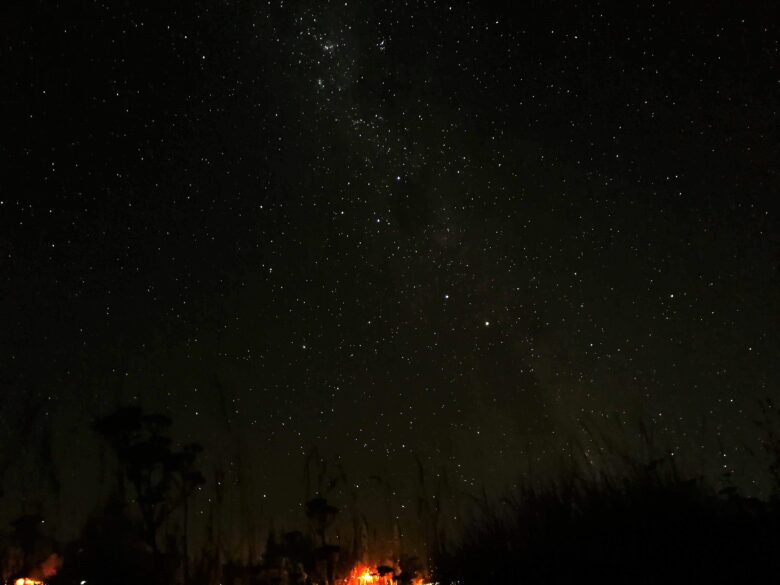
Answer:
top-left (433, 459), bottom-right (780, 584)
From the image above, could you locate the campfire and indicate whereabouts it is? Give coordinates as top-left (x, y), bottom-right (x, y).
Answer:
top-left (14, 579), bottom-right (44, 585)
top-left (341, 563), bottom-right (430, 585)
top-left (342, 564), bottom-right (393, 585)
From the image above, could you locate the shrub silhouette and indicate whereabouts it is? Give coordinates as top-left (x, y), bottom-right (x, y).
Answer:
top-left (433, 457), bottom-right (780, 584)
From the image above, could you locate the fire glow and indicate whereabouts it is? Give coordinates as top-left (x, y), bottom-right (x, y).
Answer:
top-left (15, 579), bottom-right (44, 585)
top-left (342, 565), bottom-right (392, 585)
top-left (342, 564), bottom-right (430, 585)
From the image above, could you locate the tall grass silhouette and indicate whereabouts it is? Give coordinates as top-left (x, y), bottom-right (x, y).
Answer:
top-left (434, 413), bottom-right (780, 584)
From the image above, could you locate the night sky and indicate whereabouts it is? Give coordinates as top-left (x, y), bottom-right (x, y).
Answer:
top-left (2, 0), bottom-right (778, 551)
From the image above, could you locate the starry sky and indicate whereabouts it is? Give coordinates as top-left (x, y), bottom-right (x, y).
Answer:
top-left (1, 0), bottom-right (778, 550)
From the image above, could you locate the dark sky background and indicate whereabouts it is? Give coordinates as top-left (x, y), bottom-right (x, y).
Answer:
top-left (1, 0), bottom-right (778, 553)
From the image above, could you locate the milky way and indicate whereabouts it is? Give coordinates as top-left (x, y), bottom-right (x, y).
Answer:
top-left (1, 1), bottom-right (778, 550)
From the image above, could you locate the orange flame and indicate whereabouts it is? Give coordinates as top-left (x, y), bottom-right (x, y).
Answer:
top-left (343, 564), bottom-right (388, 585)
top-left (342, 563), bottom-right (427, 585)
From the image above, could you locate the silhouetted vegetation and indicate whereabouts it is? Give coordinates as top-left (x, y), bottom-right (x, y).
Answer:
top-left (433, 415), bottom-right (780, 585)
top-left (45, 406), bottom-right (206, 585)
top-left (52, 497), bottom-right (160, 585)
top-left (7, 404), bottom-right (780, 584)
top-left (91, 406), bottom-right (205, 556)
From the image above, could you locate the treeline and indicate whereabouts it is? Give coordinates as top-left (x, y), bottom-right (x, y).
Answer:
top-left (4, 402), bottom-right (780, 584)
top-left (0, 406), bottom-right (436, 585)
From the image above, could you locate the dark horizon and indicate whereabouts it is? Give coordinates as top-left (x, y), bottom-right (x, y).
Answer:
top-left (1, 0), bottom-right (778, 570)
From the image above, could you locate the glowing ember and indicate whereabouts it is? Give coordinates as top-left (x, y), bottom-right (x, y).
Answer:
top-left (15, 579), bottom-right (44, 585)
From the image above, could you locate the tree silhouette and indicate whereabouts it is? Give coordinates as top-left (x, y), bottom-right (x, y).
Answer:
top-left (92, 406), bottom-right (205, 555)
